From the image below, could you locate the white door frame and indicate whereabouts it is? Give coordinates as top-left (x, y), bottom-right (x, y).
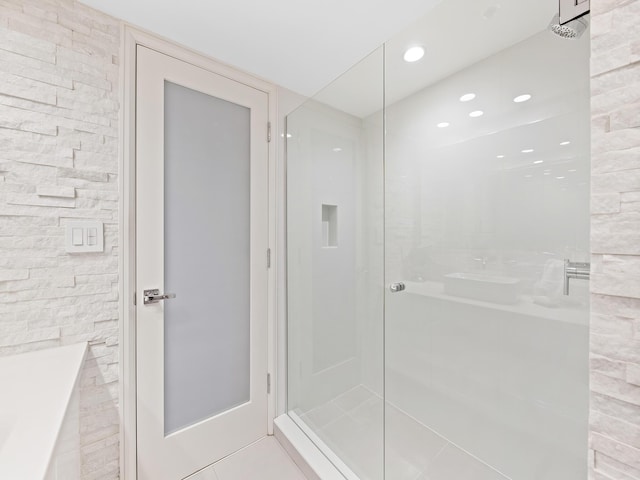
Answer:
top-left (118, 25), bottom-right (279, 480)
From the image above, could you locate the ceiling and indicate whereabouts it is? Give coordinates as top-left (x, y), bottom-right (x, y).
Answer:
top-left (78, 0), bottom-right (444, 96)
top-left (315, 0), bottom-right (561, 117)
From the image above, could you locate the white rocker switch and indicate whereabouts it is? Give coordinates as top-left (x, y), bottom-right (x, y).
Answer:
top-left (87, 228), bottom-right (97, 246)
top-left (72, 228), bottom-right (83, 246)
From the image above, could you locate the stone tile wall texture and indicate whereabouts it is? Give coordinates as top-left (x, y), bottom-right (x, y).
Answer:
top-left (590, 0), bottom-right (640, 479)
top-left (0, 1), bottom-right (120, 478)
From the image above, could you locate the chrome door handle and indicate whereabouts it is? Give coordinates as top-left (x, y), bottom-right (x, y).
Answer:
top-left (143, 288), bottom-right (177, 305)
top-left (389, 282), bottom-right (406, 293)
top-left (563, 259), bottom-right (590, 295)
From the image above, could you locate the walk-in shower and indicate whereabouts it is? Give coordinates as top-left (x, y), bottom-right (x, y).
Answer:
top-left (286, 0), bottom-right (590, 478)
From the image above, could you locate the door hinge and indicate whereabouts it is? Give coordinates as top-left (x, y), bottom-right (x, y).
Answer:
top-left (267, 122), bottom-right (272, 143)
top-left (133, 292), bottom-right (136, 306)
top-left (267, 373), bottom-right (271, 394)
top-left (267, 248), bottom-right (271, 268)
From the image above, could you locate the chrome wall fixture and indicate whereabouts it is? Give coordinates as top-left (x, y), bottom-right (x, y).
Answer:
top-left (560, 0), bottom-right (590, 25)
top-left (563, 260), bottom-right (590, 295)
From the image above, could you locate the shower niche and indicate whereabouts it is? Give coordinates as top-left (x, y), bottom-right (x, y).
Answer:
top-left (287, 1), bottom-right (590, 479)
top-left (321, 204), bottom-right (337, 248)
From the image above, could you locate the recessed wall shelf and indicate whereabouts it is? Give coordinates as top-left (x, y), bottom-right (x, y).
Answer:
top-left (322, 204), bottom-right (338, 248)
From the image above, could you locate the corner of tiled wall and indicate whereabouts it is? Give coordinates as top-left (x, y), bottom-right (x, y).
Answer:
top-left (590, 0), bottom-right (640, 479)
top-left (0, 0), bottom-right (120, 478)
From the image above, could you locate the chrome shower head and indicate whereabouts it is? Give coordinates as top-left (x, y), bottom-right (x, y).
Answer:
top-left (549, 14), bottom-right (588, 39)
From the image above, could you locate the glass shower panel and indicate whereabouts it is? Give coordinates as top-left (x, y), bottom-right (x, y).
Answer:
top-left (287, 47), bottom-right (385, 479)
top-left (384, 1), bottom-right (590, 479)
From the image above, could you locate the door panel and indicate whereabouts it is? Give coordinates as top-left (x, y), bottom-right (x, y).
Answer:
top-left (136, 46), bottom-right (269, 480)
top-left (163, 81), bottom-right (251, 435)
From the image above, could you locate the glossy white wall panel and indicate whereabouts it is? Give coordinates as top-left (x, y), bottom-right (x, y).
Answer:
top-left (384, 26), bottom-right (590, 480)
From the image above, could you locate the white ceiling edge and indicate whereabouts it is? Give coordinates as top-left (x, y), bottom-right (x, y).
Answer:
top-left (315, 0), bottom-right (561, 118)
top-left (79, 0), bottom-right (443, 97)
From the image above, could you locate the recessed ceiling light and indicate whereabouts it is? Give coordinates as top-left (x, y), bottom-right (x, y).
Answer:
top-left (496, 155), bottom-right (505, 159)
top-left (544, 172), bottom-right (551, 175)
top-left (560, 141), bottom-right (571, 145)
top-left (513, 94), bottom-right (532, 103)
top-left (569, 169), bottom-right (577, 172)
top-left (524, 174), bottom-right (533, 178)
top-left (556, 176), bottom-right (565, 179)
top-left (404, 46), bottom-right (425, 63)
top-left (534, 160), bottom-right (544, 164)
top-left (437, 122), bottom-right (450, 128)
top-left (521, 148), bottom-right (534, 153)
top-left (281, 133), bottom-right (292, 138)
top-left (332, 147), bottom-right (342, 152)
top-left (469, 110), bottom-right (484, 117)
top-left (460, 93), bottom-right (476, 102)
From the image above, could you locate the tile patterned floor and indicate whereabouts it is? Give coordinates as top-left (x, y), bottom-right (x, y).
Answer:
top-left (188, 436), bottom-right (308, 480)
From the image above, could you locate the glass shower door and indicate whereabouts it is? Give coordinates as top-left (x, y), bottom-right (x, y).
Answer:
top-left (383, 2), bottom-right (590, 479)
top-left (287, 48), bottom-right (385, 480)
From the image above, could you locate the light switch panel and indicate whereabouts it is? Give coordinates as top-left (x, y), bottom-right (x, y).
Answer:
top-left (65, 221), bottom-right (104, 253)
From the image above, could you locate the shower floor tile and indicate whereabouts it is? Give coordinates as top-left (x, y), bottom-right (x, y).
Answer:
top-left (300, 400), bottom-right (346, 429)
top-left (333, 385), bottom-right (375, 412)
top-left (297, 385), bottom-right (513, 480)
top-left (418, 444), bottom-right (509, 480)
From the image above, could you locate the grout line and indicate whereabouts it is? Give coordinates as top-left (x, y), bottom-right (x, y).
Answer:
top-left (430, 439), bottom-right (451, 463)
top-left (296, 384), bottom-right (514, 480)
top-left (207, 435), bottom-right (270, 470)
top-left (384, 399), bottom-right (512, 479)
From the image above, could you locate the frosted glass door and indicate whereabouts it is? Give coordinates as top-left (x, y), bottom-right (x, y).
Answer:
top-left (163, 81), bottom-right (250, 434)
top-left (136, 46), bottom-right (268, 480)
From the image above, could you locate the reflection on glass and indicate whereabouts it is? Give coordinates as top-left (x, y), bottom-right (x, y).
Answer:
top-left (286, 0), bottom-right (589, 479)
top-left (384, 1), bottom-right (590, 478)
top-left (287, 47), bottom-right (385, 479)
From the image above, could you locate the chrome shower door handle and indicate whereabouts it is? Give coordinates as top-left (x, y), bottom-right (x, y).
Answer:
top-left (389, 282), bottom-right (406, 293)
top-left (563, 260), bottom-right (590, 295)
top-left (143, 288), bottom-right (177, 305)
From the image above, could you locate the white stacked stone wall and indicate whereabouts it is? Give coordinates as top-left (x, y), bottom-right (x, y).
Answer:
top-left (0, 1), bottom-right (120, 478)
top-left (590, 0), bottom-right (640, 479)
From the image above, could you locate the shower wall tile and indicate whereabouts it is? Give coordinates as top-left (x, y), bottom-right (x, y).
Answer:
top-left (591, 1), bottom-right (640, 478)
top-left (591, 0), bottom-right (636, 16)
top-left (0, 1), bottom-right (120, 479)
top-left (592, 193), bottom-right (621, 214)
top-left (627, 364), bottom-right (640, 386)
